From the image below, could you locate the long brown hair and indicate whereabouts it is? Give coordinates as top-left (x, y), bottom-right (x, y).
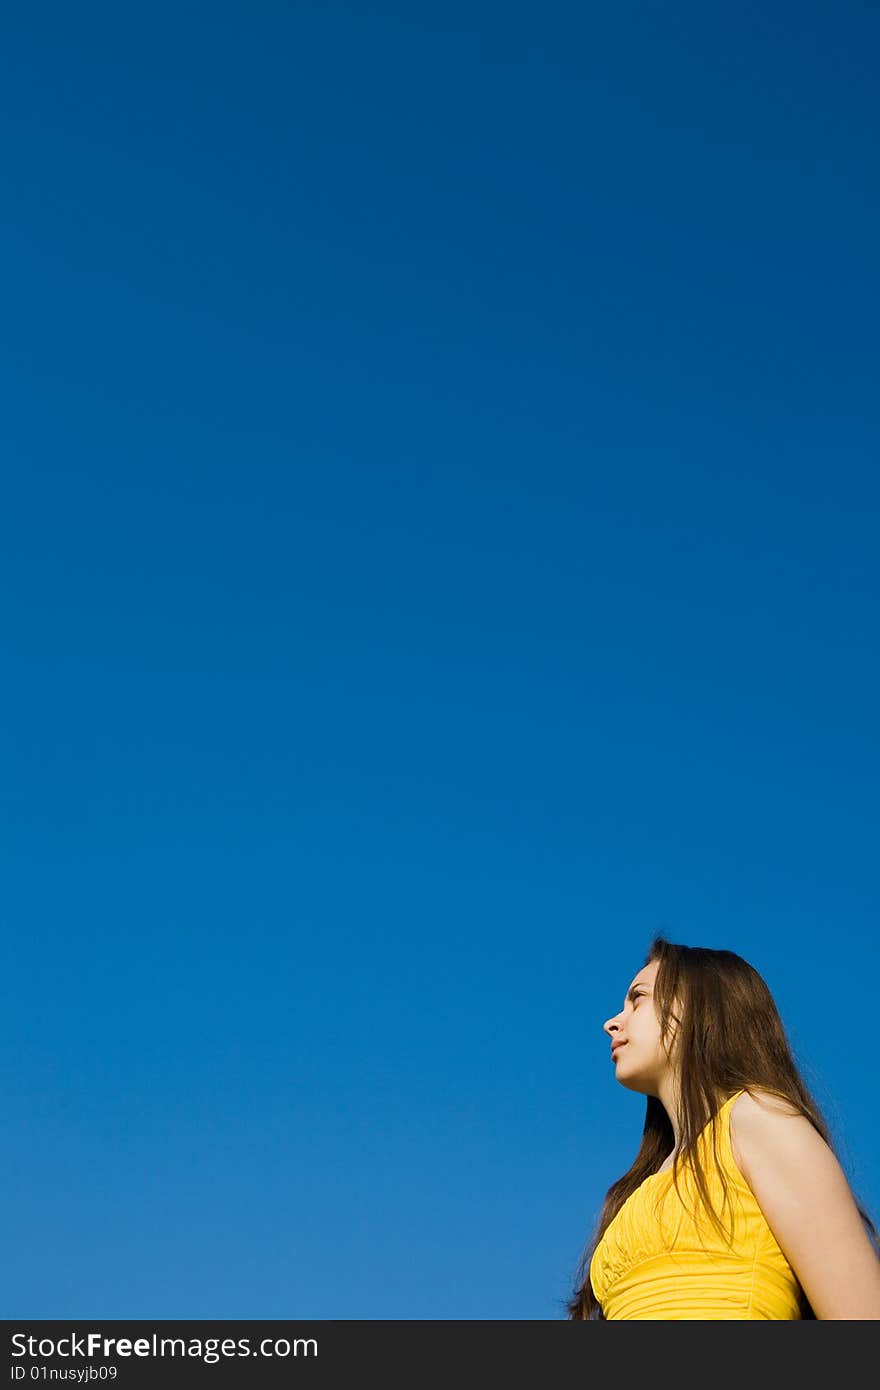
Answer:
top-left (564, 934), bottom-right (880, 1319)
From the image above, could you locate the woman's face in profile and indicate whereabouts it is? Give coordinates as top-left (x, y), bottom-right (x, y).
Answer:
top-left (603, 959), bottom-right (674, 1096)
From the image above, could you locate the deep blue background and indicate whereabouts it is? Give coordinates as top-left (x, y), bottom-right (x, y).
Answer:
top-left (2, 2), bottom-right (878, 1317)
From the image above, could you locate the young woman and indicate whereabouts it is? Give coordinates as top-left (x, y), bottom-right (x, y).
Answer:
top-left (566, 935), bottom-right (880, 1319)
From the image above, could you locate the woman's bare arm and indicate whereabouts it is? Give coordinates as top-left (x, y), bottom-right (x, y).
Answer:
top-left (732, 1089), bottom-right (880, 1320)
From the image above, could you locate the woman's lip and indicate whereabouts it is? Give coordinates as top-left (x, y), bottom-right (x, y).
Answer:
top-left (611, 1043), bottom-right (626, 1058)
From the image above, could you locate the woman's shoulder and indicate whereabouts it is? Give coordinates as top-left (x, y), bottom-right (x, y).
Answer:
top-left (731, 1086), bottom-right (802, 1120)
top-left (729, 1088), bottom-right (813, 1186)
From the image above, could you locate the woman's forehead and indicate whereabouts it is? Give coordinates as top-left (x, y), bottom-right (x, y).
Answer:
top-left (628, 961), bottom-right (658, 990)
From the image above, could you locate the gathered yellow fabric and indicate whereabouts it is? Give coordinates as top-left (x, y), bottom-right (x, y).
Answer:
top-left (589, 1088), bottom-right (803, 1319)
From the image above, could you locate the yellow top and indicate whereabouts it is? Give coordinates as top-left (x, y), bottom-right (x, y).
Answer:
top-left (589, 1088), bottom-right (804, 1319)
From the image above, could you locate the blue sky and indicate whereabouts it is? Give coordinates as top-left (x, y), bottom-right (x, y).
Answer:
top-left (2, 2), bottom-right (878, 1318)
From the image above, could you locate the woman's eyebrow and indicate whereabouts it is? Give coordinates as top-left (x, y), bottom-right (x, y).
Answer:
top-left (623, 984), bottom-right (652, 1008)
